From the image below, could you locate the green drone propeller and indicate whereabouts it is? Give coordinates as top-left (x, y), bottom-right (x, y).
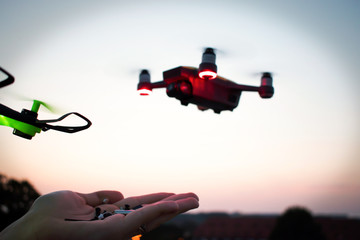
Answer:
top-left (0, 66), bottom-right (92, 140)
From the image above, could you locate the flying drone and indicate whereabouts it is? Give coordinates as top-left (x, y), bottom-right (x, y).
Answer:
top-left (137, 48), bottom-right (274, 113)
top-left (0, 66), bottom-right (91, 140)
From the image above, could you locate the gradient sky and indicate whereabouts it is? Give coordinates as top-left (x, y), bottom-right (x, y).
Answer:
top-left (0, 0), bottom-right (359, 217)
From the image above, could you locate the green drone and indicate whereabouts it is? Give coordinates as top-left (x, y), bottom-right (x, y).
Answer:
top-left (0, 66), bottom-right (91, 140)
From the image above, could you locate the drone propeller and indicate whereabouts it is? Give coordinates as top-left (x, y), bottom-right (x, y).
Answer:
top-left (199, 46), bottom-right (228, 56)
top-left (250, 71), bottom-right (276, 78)
top-left (2, 91), bottom-right (63, 114)
top-left (31, 99), bottom-right (55, 113)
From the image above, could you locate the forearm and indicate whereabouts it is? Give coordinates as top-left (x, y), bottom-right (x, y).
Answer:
top-left (0, 214), bottom-right (36, 240)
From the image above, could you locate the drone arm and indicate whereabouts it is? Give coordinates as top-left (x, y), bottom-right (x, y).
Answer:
top-left (0, 104), bottom-right (33, 123)
top-left (149, 81), bottom-right (167, 89)
top-left (232, 83), bottom-right (274, 98)
top-left (0, 115), bottom-right (41, 136)
top-left (232, 84), bottom-right (259, 92)
top-left (0, 103), bottom-right (91, 139)
top-left (0, 104), bottom-right (41, 136)
top-left (38, 112), bottom-right (92, 133)
top-left (0, 66), bottom-right (15, 88)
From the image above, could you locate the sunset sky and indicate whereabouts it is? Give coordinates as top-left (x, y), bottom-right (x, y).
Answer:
top-left (0, 0), bottom-right (359, 217)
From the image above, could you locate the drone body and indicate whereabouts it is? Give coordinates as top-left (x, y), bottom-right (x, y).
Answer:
top-left (137, 48), bottom-right (274, 113)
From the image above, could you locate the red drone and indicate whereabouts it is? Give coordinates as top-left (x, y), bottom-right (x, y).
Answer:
top-left (137, 48), bottom-right (274, 114)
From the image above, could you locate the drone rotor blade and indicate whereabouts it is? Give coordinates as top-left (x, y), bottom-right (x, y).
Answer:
top-left (4, 92), bottom-right (62, 113)
top-left (200, 47), bottom-right (227, 56)
top-left (250, 71), bottom-right (276, 77)
top-left (32, 100), bottom-right (59, 113)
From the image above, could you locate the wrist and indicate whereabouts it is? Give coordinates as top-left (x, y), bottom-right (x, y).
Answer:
top-left (0, 212), bottom-right (37, 240)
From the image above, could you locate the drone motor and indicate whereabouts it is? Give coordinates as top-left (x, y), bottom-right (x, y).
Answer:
top-left (258, 72), bottom-right (274, 99)
top-left (137, 70), bottom-right (152, 96)
top-left (198, 48), bottom-right (217, 80)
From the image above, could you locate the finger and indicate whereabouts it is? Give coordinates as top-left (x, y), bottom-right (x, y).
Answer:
top-left (123, 201), bottom-right (179, 233)
top-left (78, 190), bottom-right (124, 207)
top-left (145, 197), bottom-right (199, 230)
top-left (175, 196), bottom-right (199, 213)
top-left (160, 192), bottom-right (199, 202)
top-left (101, 197), bottom-right (198, 237)
top-left (114, 192), bottom-right (174, 209)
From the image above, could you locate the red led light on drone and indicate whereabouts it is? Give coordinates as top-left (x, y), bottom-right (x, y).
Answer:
top-left (138, 88), bottom-right (152, 96)
top-left (199, 70), bottom-right (217, 80)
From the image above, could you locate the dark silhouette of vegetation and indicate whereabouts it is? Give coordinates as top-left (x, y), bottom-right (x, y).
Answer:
top-left (269, 206), bottom-right (327, 240)
top-left (142, 224), bottom-right (183, 240)
top-left (0, 173), bottom-right (40, 231)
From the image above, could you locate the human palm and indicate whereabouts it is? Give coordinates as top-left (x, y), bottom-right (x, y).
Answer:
top-left (1, 190), bottom-right (199, 240)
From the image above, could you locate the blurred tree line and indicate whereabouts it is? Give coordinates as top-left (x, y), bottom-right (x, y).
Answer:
top-left (143, 207), bottom-right (327, 240)
top-left (269, 206), bottom-right (326, 240)
top-left (0, 173), bottom-right (40, 231)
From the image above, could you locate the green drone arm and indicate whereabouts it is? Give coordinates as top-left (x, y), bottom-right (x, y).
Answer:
top-left (0, 102), bottom-right (92, 140)
top-left (0, 115), bottom-right (41, 137)
top-left (0, 66), bottom-right (92, 140)
top-left (0, 103), bottom-right (42, 138)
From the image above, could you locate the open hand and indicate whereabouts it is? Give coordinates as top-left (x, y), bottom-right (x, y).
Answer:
top-left (0, 190), bottom-right (199, 240)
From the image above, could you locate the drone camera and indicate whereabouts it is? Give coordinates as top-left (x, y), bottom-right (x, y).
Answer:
top-left (137, 69), bottom-right (152, 95)
top-left (166, 81), bottom-right (192, 100)
top-left (198, 48), bottom-right (217, 80)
